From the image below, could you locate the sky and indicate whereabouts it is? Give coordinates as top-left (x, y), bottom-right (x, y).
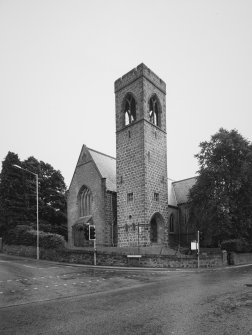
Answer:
top-left (0, 0), bottom-right (252, 187)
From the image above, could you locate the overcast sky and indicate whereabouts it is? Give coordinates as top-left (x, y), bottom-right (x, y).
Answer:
top-left (1, 0), bottom-right (252, 187)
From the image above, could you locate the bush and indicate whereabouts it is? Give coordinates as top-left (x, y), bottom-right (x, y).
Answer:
top-left (39, 231), bottom-right (65, 249)
top-left (221, 239), bottom-right (252, 253)
top-left (4, 225), bottom-right (65, 249)
top-left (4, 225), bottom-right (33, 245)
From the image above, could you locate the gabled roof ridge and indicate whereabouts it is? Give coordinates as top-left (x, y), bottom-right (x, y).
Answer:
top-left (87, 147), bottom-right (116, 161)
top-left (172, 176), bottom-right (197, 184)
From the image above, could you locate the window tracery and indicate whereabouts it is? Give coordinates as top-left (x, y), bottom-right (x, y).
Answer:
top-left (79, 187), bottom-right (92, 217)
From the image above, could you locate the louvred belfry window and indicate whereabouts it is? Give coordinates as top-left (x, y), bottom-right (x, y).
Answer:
top-left (124, 93), bottom-right (136, 126)
top-left (149, 95), bottom-right (161, 127)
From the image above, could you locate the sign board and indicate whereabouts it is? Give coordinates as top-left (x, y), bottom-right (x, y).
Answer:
top-left (191, 241), bottom-right (198, 250)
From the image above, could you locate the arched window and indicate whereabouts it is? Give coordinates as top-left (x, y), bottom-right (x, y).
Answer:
top-left (169, 214), bottom-right (174, 233)
top-left (149, 95), bottom-right (161, 127)
top-left (123, 93), bottom-right (136, 126)
top-left (79, 187), bottom-right (92, 217)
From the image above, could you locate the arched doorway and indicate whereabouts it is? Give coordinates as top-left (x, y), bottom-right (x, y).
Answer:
top-left (150, 212), bottom-right (165, 244)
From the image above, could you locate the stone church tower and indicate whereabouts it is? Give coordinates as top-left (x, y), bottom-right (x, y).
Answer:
top-left (115, 63), bottom-right (168, 247)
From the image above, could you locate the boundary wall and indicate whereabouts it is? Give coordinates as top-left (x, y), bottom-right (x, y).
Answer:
top-left (3, 244), bottom-right (228, 268)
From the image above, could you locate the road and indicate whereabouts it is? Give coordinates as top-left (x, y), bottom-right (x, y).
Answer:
top-left (0, 254), bottom-right (252, 335)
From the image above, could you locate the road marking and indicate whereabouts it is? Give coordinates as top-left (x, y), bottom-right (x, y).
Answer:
top-left (40, 276), bottom-right (45, 279)
top-left (33, 288), bottom-right (38, 290)
top-left (23, 265), bottom-right (38, 269)
top-left (24, 288), bottom-right (29, 291)
top-left (0, 292), bottom-right (3, 294)
top-left (54, 284), bottom-right (58, 287)
top-left (63, 284), bottom-right (67, 286)
top-left (45, 286), bottom-right (49, 288)
top-left (7, 280), bottom-right (12, 282)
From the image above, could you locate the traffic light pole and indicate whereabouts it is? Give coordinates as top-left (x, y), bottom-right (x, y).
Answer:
top-left (94, 238), bottom-right (97, 266)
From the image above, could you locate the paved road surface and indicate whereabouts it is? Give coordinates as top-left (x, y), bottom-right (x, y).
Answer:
top-left (0, 254), bottom-right (251, 335)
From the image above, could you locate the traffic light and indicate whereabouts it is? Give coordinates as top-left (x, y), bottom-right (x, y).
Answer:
top-left (84, 225), bottom-right (89, 240)
top-left (199, 231), bottom-right (204, 242)
top-left (89, 225), bottom-right (96, 240)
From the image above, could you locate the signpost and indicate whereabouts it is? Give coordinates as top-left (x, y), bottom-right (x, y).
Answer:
top-left (191, 230), bottom-right (200, 269)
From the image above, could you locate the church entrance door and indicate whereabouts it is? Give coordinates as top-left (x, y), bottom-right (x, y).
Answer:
top-left (150, 212), bottom-right (164, 244)
top-left (150, 218), bottom-right (158, 243)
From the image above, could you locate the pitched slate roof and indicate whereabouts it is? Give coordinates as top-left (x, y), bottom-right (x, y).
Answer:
top-left (172, 177), bottom-right (197, 205)
top-left (88, 148), bottom-right (116, 192)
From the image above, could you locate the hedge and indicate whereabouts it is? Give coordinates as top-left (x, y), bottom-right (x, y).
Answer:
top-left (221, 239), bottom-right (252, 253)
top-left (4, 225), bottom-right (65, 249)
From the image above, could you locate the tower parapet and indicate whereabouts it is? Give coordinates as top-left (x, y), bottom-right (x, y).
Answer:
top-left (114, 63), bottom-right (166, 94)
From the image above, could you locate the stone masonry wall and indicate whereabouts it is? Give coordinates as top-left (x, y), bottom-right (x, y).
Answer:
top-left (104, 191), bottom-right (117, 246)
top-left (144, 121), bottom-right (168, 244)
top-left (3, 245), bottom-right (227, 268)
top-left (116, 120), bottom-right (145, 246)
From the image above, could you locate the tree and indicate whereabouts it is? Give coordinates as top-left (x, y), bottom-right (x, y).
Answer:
top-left (34, 160), bottom-right (67, 238)
top-left (188, 128), bottom-right (252, 245)
top-left (0, 153), bottom-right (67, 240)
top-left (0, 152), bottom-right (26, 236)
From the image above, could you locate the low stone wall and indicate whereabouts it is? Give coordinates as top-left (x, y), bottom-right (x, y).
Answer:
top-left (229, 252), bottom-right (252, 265)
top-left (3, 244), bottom-right (227, 268)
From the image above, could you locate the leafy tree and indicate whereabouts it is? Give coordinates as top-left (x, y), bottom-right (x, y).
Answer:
top-left (0, 152), bottom-right (26, 236)
top-left (0, 153), bottom-right (67, 240)
top-left (189, 128), bottom-right (252, 245)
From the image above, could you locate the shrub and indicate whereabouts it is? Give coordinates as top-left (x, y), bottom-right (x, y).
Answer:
top-left (39, 231), bottom-right (65, 249)
top-left (221, 239), bottom-right (252, 253)
top-left (4, 225), bottom-right (65, 249)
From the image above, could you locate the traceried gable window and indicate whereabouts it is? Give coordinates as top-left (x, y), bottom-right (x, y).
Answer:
top-left (149, 95), bottom-right (161, 127)
top-left (79, 186), bottom-right (92, 217)
top-left (124, 93), bottom-right (136, 126)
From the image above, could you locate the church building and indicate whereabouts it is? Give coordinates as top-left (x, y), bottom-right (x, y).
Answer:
top-left (67, 64), bottom-right (196, 249)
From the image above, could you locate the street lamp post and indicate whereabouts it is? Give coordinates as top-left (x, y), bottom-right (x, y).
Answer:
top-left (13, 164), bottom-right (39, 260)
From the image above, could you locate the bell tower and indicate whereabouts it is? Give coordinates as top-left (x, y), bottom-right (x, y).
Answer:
top-left (115, 63), bottom-right (168, 247)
